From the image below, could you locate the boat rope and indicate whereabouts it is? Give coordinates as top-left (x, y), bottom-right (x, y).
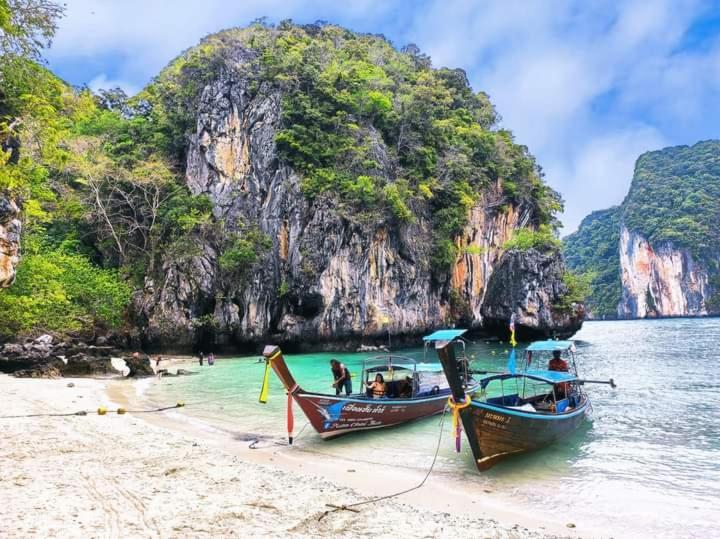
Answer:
top-left (447, 395), bottom-right (471, 452)
top-left (0, 402), bottom-right (186, 419)
top-left (248, 421), bottom-right (311, 449)
top-left (317, 406), bottom-right (448, 521)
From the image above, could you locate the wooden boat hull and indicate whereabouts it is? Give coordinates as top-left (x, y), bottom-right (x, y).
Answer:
top-left (291, 391), bottom-right (452, 439)
top-left (431, 336), bottom-right (591, 471)
top-left (464, 400), bottom-right (590, 470)
top-left (261, 344), bottom-right (478, 439)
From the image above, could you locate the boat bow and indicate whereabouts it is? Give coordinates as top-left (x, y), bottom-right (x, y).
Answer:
top-left (432, 336), bottom-right (485, 464)
top-left (262, 345), bottom-right (301, 394)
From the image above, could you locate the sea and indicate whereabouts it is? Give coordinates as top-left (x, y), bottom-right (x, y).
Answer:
top-left (140, 319), bottom-right (720, 538)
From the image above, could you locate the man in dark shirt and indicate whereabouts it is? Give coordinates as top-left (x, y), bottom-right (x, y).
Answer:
top-left (330, 359), bottom-right (352, 396)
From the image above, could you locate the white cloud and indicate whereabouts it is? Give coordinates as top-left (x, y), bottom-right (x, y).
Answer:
top-left (547, 126), bottom-right (669, 232)
top-left (88, 74), bottom-right (139, 97)
top-left (47, 0), bottom-right (396, 84)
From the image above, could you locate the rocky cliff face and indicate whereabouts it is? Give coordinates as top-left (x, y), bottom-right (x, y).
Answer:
top-left (0, 196), bottom-right (21, 288)
top-left (618, 225), bottom-right (710, 317)
top-left (134, 64), bottom-right (575, 351)
top-left (565, 140), bottom-right (720, 319)
top-left (482, 248), bottom-right (583, 339)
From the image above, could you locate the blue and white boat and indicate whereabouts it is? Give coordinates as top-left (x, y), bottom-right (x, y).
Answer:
top-left (430, 331), bottom-right (604, 471)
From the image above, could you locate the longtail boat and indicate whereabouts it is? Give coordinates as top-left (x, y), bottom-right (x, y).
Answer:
top-left (260, 338), bottom-right (479, 441)
top-left (430, 330), bottom-right (612, 471)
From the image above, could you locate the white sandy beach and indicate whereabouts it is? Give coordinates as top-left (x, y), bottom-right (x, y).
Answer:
top-left (0, 373), bottom-right (582, 538)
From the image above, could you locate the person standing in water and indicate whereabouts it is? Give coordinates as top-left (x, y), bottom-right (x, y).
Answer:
top-left (199, 352), bottom-right (204, 366)
top-left (208, 353), bottom-right (215, 366)
top-left (330, 359), bottom-right (352, 396)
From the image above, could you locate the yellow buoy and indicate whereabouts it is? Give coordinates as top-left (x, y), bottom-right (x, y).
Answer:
top-left (117, 407), bottom-right (127, 415)
top-left (97, 406), bottom-right (107, 415)
top-left (177, 401), bottom-right (185, 408)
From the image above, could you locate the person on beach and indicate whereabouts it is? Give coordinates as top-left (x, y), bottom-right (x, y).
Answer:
top-left (367, 373), bottom-right (386, 399)
top-left (330, 359), bottom-right (352, 396)
top-left (548, 350), bottom-right (568, 372)
top-left (155, 355), bottom-right (162, 368)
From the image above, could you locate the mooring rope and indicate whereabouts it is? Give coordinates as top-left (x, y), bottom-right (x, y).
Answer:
top-left (317, 405), bottom-right (449, 521)
top-left (0, 402), bottom-right (186, 419)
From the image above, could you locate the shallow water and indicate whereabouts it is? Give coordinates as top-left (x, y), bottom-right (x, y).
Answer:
top-left (143, 319), bottom-right (720, 537)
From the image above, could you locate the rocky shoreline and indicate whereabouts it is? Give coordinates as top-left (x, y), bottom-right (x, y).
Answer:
top-left (0, 334), bottom-right (156, 378)
top-left (0, 309), bottom-right (582, 378)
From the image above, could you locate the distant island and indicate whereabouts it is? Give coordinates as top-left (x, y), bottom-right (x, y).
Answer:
top-left (564, 140), bottom-right (720, 319)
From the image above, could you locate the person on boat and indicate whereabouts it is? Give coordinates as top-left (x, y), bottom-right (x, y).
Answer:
top-left (548, 350), bottom-right (571, 401)
top-left (398, 376), bottom-right (413, 398)
top-left (366, 373), bottom-right (386, 399)
top-left (548, 350), bottom-right (569, 372)
top-left (330, 359), bottom-right (352, 396)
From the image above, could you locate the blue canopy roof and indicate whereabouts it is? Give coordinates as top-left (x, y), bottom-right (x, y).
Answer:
top-left (526, 340), bottom-right (574, 352)
top-left (423, 329), bottom-right (467, 342)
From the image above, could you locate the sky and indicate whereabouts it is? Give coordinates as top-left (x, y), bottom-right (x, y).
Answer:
top-left (44, 0), bottom-right (720, 233)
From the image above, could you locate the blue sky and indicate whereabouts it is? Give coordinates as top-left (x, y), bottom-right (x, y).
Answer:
top-left (44, 0), bottom-right (720, 233)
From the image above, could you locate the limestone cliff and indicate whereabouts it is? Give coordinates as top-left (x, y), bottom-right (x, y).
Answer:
top-left (618, 225), bottom-right (710, 317)
top-left (481, 248), bottom-right (583, 339)
top-left (565, 140), bottom-right (720, 319)
top-left (135, 74), bottom-right (549, 349)
top-left (0, 196), bottom-right (20, 288)
top-left (131, 25), bottom-right (579, 350)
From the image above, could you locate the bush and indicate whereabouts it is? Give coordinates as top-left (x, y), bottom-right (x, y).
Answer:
top-left (218, 228), bottom-right (272, 276)
top-left (554, 270), bottom-right (592, 313)
top-left (0, 241), bottom-right (132, 338)
top-left (503, 225), bottom-right (561, 252)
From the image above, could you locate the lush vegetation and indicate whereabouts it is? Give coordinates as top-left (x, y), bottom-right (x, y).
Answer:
top-left (564, 140), bottom-right (720, 315)
top-left (147, 21), bottom-right (562, 272)
top-left (0, 235), bottom-right (132, 336)
top-left (0, 0), bottom-right (214, 339)
top-left (623, 140), bottom-right (720, 262)
top-left (563, 207), bottom-right (621, 317)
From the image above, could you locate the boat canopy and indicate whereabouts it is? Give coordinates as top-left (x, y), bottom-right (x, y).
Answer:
top-left (526, 340), bottom-right (574, 352)
top-left (480, 369), bottom-right (579, 388)
top-left (423, 329), bottom-right (467, 342)
top-left (362, 355), bottom-right (417, 372)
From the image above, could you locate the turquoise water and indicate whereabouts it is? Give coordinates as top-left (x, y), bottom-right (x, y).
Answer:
top-left (142, 319), bottom-right (720, 537)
